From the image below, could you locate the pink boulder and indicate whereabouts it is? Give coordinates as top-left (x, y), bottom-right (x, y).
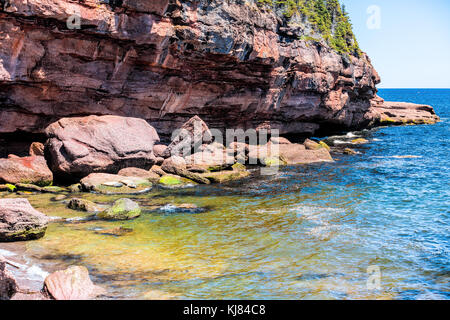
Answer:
top-left (45, 115), bottom-right (160, 180)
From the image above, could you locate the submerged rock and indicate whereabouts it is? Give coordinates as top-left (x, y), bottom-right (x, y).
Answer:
top-left (159, 204), bottom-right (205, 214)
top-left (97, 199), bottom-right (141, 221)
top-left (0, 199), bottom-right (50, 242)
top-left (45, 115), bottom-right (160, 180)
top-left (344, 148), bottom-right (358, 155)
top-left (95, 227), bottom-right (134, 237)
top-left (44, 266), bottom-right (105, 300)
top-left (0, 155), bottom-right (53, 186)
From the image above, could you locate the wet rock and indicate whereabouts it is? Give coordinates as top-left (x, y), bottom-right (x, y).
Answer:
top-left (351, 138), bottom-right (369, 145)
top-left (95, 227), bottom-right (134, 237)
top-left (0, 255), bottom-right (18, 300)
top-left (304, 139), bottom-right (320, 150)
top-left (344, 148), bottom-right (358, 155)
top-left (67, 198), bottom-right (106, 213)
top-left (97, 199), bottom-right (141, 221)
top-left (0, 156), bottom-right (53, 186)
top-left (0, 199), bottom-right (50, 242)
top-left (80, 173), bottom-right (152, 194)
top-left (44, 266), bottom-right (106, 300)
top-left (45, 115), bottom-right (160, 180)
top-left (262, 156), bottom-right (288, 167)
top-left (15, 183), bottom-right (43, 193)
top-left (0, 184), bottom-right (16, 192)
top-left (164, 116), bottom-right (213, 157)
top-left (29, 142), bottom-right (45, 157)
top-left (158, 175), bottom-right (196, 188)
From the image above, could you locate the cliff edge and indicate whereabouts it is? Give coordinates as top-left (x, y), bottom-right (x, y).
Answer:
top-left (0, 0), bottom-right (439, 140)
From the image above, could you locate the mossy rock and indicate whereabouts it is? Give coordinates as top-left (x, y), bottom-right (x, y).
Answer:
top-left (42, 186), bottom-right (68, 193)
top-left (3, 227), bottom-right (47, 242)
top-left (68, 184), bottom-right (81, 193)
top-left (97, 198), bottom-right (141, 221)
top-left (263, 156), bottom-right (287, 167)
top-left (232, 163), bottom-right (247, 171)
top-left (158, 175), bottom-right (195, 188)
top-left (319, 141), bottom-right (331, 151)
top-left (159, 175), bottom-right (183, 186)
top-left (0, 184), bottom-right (17, 192)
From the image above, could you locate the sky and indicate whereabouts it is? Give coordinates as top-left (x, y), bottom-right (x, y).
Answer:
top-left (341, 0), bottom-right (450, 88)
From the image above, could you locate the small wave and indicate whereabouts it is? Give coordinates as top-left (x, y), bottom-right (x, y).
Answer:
top-left (0, 248), bottom-right (17, 257)
top-left (346, 132), bottom-right (359, 138)
top-left (26, 265), bottom-right (49, 281)
top-left (372, 138), bottom-right (383, 142)
top-left (333, 140), bottom-right (349, 145)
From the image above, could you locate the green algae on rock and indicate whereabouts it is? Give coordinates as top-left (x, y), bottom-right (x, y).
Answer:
top-left (0, 198), bottom-right (50, 242)
top-left (97, 198), bottom-right (141, 221)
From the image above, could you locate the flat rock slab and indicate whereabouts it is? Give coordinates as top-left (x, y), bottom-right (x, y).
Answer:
top-left (0, 199), bottom-right (50, 242)
top-left (80, 173), bottom-right (152, 194)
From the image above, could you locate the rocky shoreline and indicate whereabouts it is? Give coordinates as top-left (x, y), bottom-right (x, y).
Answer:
top-left (0, 0), bottom-right (441, 300)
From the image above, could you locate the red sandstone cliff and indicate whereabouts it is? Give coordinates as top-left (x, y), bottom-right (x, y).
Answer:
top-left (0, 0), bottom-right (439, 141)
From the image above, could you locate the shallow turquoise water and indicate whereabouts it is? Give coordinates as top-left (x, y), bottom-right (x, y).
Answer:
top-left (2, 89), bottom-right (449, 300)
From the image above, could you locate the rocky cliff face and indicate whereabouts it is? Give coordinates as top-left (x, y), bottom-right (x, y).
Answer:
top-left (0, 0), bottom-right (438, 146)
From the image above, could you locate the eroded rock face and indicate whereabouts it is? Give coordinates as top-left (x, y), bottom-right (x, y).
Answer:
top-left (45, 115), bottom-right (160, 180)
top-left (0, 198), bottom-right (50, 242)
top-left (44, 266), bottom-right (106, 300)
top-left (0, 0), bottom-right (406, 140)
top-left (0, 155), bottom-right (53, 186)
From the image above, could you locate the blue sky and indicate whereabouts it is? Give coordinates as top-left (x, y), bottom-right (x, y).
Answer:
top-left (341, 0), bottom-right (450, 88)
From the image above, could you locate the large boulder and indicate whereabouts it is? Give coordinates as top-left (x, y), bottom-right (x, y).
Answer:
top-left (0, 156), bottom-right (53, 186)
top-left (163, 116), bottom-right (213, 157)
top-left (0, 199), bottom-right (50, 242)
top-left (45, 115), bottom-right (160, 180)
top-left (0, 255), bottom-right (18, 300)
top-left (44, 266), bottom-right (105, 300)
